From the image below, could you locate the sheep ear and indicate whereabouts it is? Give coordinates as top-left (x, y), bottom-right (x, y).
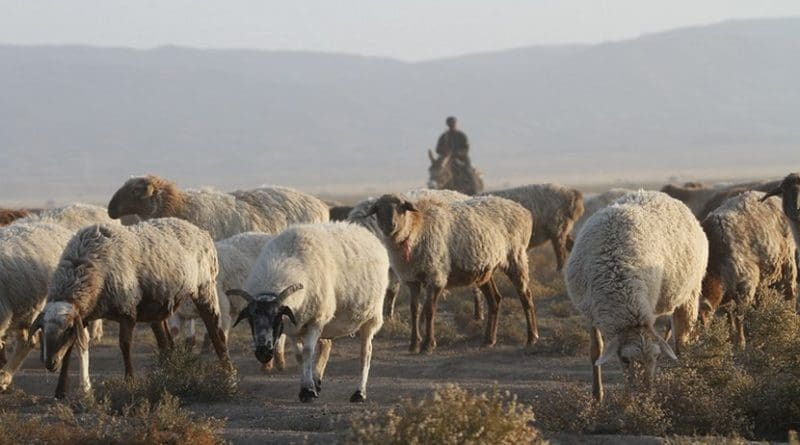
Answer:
top-left (364, 202), bottom-right (378, 218)
top-left (226, 288), bottom-right (254, 303)
top-left (428, 149), bottom-right (436, 163)
top-left (279, 283), bottom-right (304, 299)
top-left (29, 312), bottom-right (44, 335)
top-left (233, 308), bottom-right (250, 328)
top-left (73, 312), bottom-right (90, 351)
top-left (656, 335), bottom-right (678, 362)
top-left (761, 187), bottom-right (782, 202)
top-left (595, 335), bottom-right (619, 366)
top-left (401, 201), bottom-right (417, 213)
top-left (279, 306), bottom-right (297, 326)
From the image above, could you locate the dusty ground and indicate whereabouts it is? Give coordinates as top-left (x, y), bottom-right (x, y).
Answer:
top-left (2, 248), bottom-right (667, 444)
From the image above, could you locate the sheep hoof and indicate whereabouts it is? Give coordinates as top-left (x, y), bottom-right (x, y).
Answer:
top-left (298, 387), bottom-right (319, 403)
top-left (408, 342), bottom-right (421, 354)
top-left (0, 371), bottom-right (12, 392)
top-left (260, 360), bottom-right (274, 373)
top-left (314, 378), bottom-right (323, 393)
top-left (421, 341), bottom-right (436, 354)
top-left (350, 391), bottom-right (366, 403)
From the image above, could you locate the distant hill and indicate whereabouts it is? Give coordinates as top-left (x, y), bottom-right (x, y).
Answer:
top-left (1, 18), bottom-right (799, 204)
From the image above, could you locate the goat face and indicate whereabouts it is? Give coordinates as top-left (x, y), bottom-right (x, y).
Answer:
top-left (228, 286), bottom-right (301, 364)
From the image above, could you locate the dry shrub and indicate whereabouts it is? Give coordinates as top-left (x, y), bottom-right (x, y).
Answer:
top-left (347, 384), bottom-right (546, 445)
top-left (547, 300), bottom-right (578, 318)
top-left (664, 437), bottom-right (754, 445)
top-left (535, 289), bottom-right (799, 440)
top-left (546, 317), bottom-right (589, 355)
top-left (0, 392), bottom-right (225, 445)
top-left (97, 344), bottom-right (238, 410)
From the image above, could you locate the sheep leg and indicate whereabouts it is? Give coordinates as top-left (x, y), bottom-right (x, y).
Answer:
top-left (551, 233), bottom-right (568, 271)
top-left (351, 320), bottom-right (380, 403)
top-left (672, 297), bottom-right (698, 355)
top-left (421, 284), bottom-right (444, 354)
top-left (314, 339), bottom-right (332, 392)
top-left (407, 281), bottom-right (422, 353)
top-left (0, 331), bottom-right (35, 391)
top-left (384, 272), bottom-right (401, 319)
top-left (298, 325), bottom-right (321, 402)
top-left (505, 251), bottom-right (539, 344)
top-left (77, 328), bottom-right (92, 394)
top-left (590, 326), bottom-right (604, 402)
top-left (472, 286), bottom-right (484, 321)
top-left (206, 291), bottom-right (232, 354)
top-left (55, 344), bottom-right (73, 399)
top-left (193, 291), bottom-right (233, 371)
top-left (479, 281), bottom-right (501, 347)
top-left (780, 258), bottom-right (797, 305)
top-left (150, 320), bottom-right (174, 351)
top-left (119, 319), bottom-right (135, 380)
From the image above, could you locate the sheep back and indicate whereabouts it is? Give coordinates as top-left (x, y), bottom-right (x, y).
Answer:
top-left (243, 222), bottom-right (389, 336)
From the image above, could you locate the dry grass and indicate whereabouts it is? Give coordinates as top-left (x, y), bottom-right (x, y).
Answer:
top-left (346, 384), bottom-right (547, 445)
top-left (0, 392), bottom-right (225, 445)
top-left (532, 289), bottom-right (800, 441)
top-left (97, 344), bottom-right (238, 411)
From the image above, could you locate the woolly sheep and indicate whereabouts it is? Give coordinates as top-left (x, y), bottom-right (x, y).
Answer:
top-left (571, 188), bottom-right (631, 240)
top-left (32, 218), bottom-right (232, 398)
top-left (226, 222), bottom-right (389, 403)
top-left (0, 222), bottom-right (75, 392)
top-left (697, 180), bottom-right (781, 220)
top-left (700, 191), bottom-right (796, 347)
top-left (662, 180), bottom-right (778, 218)
top-left (364, 194), bottom-right (537, 353)
top-left (481, 183), bottom-right (584, 271)
top-left (348, 188), bottom-right (472, 320)
top-left (107, 175), bottom-right (329, 240)
top-left (566, 190), bottom-right (708, 401)
top-left (168, 231), bottom-right (293, 369)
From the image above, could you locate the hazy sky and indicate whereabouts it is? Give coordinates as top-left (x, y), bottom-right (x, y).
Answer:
top-left (1, 1), bottom-right (799, 60)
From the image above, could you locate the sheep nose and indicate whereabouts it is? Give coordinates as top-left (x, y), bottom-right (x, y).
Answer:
top-left (254, 346), bottom-right (273, 364)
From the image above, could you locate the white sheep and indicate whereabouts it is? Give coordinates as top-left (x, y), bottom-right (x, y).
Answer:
top-left (107, 175), bottom-right (329, 240)
top-left (482, 183), bottom-right (584, 271)
top-left (226, 222), bottom-right (389, 403)
top-left (566, 190), bottom-right (708, 401)
top-left (365, 194), bottom-right (536, 353)
top-left (0, 222), bottom-right (75, 392)
top-left (169, 231), bottom-right (292, 368)
top-left (32, 218), bottom-right (232, 398)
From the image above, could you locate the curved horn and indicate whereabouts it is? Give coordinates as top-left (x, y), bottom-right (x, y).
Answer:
top-left (364, 201), bottom-right (378, 218)
top-left (428, 149), bottom-right (435, 163)
top-left (233, 308), bottom-right (250, 327)
top-left (279, 283), bottom-right (304, 299)
top-left (279, 306), bottom-right (298, 326)
top-left (29, 312), bottom-right (45, 335)
top-left (761, 187), bottom-right (782, 202)
top-left (650, 326), bottom-right (678, 362)
top-left (226, 288), bottom-right (254, 303)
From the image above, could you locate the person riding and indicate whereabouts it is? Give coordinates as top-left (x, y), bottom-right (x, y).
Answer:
top-left (435, 116), bottom-right (471, 167)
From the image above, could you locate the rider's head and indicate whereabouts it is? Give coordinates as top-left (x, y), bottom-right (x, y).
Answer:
top-left (446, 116), bottom-right (457, 130)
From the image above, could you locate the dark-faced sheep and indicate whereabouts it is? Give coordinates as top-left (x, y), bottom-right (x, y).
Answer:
top-left (227, 222), bottom-right (389, 403)
top-left (107, 175), bottom-right (329, 240)
top-left (700, 191), bottom-right (796, 347)
top-left (567, 191), bottom-right (708, 401)
top-left (32, 218), bottom-right (232, 398)
top-left (365, 194), bottom-right (537, 353)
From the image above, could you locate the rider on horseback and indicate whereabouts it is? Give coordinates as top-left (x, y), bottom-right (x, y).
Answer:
top-left (435, 116), bottom-right (471, 168)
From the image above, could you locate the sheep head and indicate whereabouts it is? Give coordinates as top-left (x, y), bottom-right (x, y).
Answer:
top-left (107, 175), bottom-right (173, 220)
top-left (595, 326), bottom-right (676, 389)
top-left (30, 302), bottom-right (89, 373)
top-left (365, 194), bottom-right (418, 241)
top-left (762, 173), bottom-right (800, 221)
top-left (227, 284), bottom-right (302, 364)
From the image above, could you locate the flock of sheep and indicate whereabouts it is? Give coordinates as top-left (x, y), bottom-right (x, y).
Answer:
top-left (0, 172), bottom-right (798, 405)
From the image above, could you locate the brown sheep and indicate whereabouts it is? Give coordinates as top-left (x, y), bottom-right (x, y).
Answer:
top-left (0, 208), bottom-right (31, 226)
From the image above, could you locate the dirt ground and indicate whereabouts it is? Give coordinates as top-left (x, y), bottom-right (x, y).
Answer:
top-left (3, 248), bottom-right (669, 444)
